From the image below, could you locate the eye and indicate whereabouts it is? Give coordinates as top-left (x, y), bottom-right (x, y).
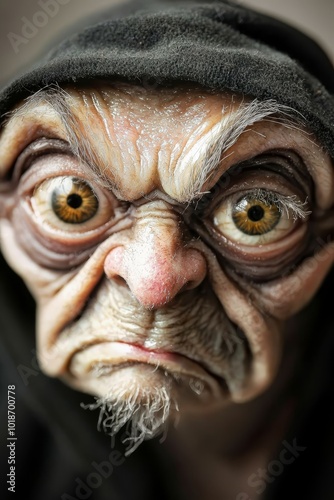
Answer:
top-left (31, 176), bottom-right (111, 231)
top-left (50, 177), bottom-right (98, 224)
top-left (212, 189), bottom-right (309, 246)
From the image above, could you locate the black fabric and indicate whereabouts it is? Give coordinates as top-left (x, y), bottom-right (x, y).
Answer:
top-left (264, 266), bottom-right (334, 499)
top-left (1, 1), bottom-right (334, 158)
top-left (0, 1), bottom-right (334, 499)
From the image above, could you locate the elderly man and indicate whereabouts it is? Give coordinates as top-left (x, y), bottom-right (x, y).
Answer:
top-left (0, 1), bottom-right (333, 499)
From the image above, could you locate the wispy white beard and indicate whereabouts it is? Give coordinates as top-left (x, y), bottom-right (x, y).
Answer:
top-left (82, 375), bottom-right (178, 455)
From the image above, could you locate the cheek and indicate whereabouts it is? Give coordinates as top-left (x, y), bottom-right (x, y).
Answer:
top-left (0, 219), bottom-right (64, 299)
top-left (255, 243), bottom-right (334, 319)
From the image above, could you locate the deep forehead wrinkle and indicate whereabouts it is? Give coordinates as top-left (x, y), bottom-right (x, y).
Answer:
top-left (3, 84), bottom-right (304, 202)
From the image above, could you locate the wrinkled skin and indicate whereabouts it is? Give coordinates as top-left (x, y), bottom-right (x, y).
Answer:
top-left (1, 85), bottom-right (334, 494)
top-left (1, 83), bottom-right (334, 406)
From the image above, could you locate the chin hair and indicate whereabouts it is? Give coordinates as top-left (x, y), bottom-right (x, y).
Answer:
top-left (82, 374), bottom-right (178, 455)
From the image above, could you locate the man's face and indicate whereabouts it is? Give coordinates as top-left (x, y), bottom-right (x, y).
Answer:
top-left (0, 83), bottom-right (333, 435)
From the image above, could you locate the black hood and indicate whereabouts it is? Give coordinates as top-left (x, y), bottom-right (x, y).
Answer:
top-left (0, 1), bottom-right (334, 499)
top-left (1, 1), bottom-right (334, 156)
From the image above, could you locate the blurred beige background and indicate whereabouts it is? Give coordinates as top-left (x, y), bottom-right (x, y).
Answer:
top-left (0, 0), bottom-right (333, 87)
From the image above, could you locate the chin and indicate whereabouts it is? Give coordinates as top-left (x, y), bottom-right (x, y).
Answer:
top-left (57, 341), bottom-right (231, 453)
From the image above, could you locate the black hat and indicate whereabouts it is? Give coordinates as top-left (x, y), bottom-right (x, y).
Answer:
top-left (1, 0), bottom-right (334, 156)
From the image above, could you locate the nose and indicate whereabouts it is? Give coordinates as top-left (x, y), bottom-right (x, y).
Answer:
top-left (104, 217), bottom-right (207, 309)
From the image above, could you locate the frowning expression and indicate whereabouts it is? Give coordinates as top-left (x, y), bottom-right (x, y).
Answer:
top-left (0, 83), bottom-right (333, 419)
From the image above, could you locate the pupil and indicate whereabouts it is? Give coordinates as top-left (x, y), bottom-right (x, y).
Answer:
top-left (67, 193), bottom-right (82, 209)
top-left (248, 205), bottom-right (264, 222)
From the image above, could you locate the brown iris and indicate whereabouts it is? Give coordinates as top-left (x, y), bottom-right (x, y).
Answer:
top-left (232, 196), bottom-right (281, 235)
top-left (51, 177), bottom-right (98, 223)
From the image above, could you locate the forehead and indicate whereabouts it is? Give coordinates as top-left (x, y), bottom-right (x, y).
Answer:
top-left (0, 82), bottom-right (332, 206)
top-left (62, 83), bottom-right (246, 199)
top-left (0, 83), bottom-right (243, 198)
top-left (79, 82), bottom-right (235, 115)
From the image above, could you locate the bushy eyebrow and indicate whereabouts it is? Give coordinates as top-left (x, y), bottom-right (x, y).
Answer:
top-left (174, 99), bottom-right (305, 201)
top-left (5, 85), bottom-right (305, 202)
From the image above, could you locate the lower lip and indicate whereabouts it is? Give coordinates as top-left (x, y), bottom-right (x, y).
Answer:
top-left (69, 341), bottom-right (222, 397)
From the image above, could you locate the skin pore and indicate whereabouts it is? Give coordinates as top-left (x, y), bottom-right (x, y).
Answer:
top-left (0, 82), bottom-right (334, 498)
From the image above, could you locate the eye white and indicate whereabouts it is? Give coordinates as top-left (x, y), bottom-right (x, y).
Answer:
top-left (30, 176), bottom-right (113, 233)
top-left (213, 197), bottom-right (296, 246)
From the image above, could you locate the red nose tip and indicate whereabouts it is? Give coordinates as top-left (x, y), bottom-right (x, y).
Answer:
top-left (104, 241), bottom-right (207, 308)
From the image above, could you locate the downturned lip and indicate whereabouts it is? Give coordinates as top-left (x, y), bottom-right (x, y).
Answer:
top-left (69, 341), bottom-right (224, 398)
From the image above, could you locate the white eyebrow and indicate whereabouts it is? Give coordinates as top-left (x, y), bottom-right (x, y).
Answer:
top-left (175, 99), bottom-right (305, 201)
top-left (5, 85), bottom-right (304, 201)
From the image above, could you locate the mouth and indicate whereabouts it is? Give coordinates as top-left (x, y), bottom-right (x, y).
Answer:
top-left (68, 341), bottom-right (226, 400)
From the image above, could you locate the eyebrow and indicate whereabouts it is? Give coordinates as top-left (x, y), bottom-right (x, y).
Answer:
top-left (176, 99), bottom-right (304, 201)
top-left (6, 86), bottom-right (304, 202)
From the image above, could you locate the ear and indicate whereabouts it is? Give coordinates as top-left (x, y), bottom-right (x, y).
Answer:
top-left (255, 241), bottom-right (334, 320)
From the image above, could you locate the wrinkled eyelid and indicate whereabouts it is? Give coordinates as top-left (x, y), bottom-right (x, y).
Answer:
top-left (192, 150), bottom-right (313, 219)
top-left (14, 142), bottom-right (110, 202)
top-left (1, 138), bottom-right (73, 187)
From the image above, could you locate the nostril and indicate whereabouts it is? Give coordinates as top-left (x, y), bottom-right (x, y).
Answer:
top-left (111, 275), bottom-right (127, 287)
top-left (182, 280), bottom-right (192, 292)
top-left (179, 280), bottom-right (199, 293)
top-left (104, 247), bottom-right (126, 283)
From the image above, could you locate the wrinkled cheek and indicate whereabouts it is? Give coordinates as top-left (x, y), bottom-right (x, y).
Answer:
top-left (256, 243), bottom-right (334, 320)
top-left (189, 241), bottom-right (282, 402)
top-left (220, 291), bottom-right (282, 402)
top-left (0, 219), bottom-right (30, 280)
top-left (0, 220), bottom-right (67, 376)
top-left (0, 219), bottom-right (63, 300)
